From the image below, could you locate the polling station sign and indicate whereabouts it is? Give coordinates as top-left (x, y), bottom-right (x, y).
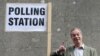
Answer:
top-left (5, 3), bottom-right (47, 32)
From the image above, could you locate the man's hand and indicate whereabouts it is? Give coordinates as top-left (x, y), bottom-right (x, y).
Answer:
top-left (57, 42), bottom-right (66, 53)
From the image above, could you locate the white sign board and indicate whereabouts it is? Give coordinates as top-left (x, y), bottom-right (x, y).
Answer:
top-left (5, 3), bottom-right (47, 32)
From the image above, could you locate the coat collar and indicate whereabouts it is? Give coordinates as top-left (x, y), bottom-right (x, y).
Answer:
top-left (73, 44), bottom-right (85, 50)
top-left (69, 45), bottom-right (88, 56)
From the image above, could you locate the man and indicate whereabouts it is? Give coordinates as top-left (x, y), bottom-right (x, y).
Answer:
top-left (51, 27), bottom-right (97, 56)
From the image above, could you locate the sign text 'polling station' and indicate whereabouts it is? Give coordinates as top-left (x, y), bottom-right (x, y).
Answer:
top-left (6, 3), bottom-right (47, 32)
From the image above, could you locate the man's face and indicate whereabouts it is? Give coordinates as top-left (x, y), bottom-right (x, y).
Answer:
top-left (70, 29), bottom-right (83, 45)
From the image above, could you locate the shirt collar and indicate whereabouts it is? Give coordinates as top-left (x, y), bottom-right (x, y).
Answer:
top-left (73, 44), bottom-right (84, 49)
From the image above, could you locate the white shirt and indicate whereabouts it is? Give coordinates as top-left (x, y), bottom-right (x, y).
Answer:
top-left (74, 44), bottom-right (84, 56)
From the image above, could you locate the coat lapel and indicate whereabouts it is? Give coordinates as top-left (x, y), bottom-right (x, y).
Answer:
top-left (68, 45), bottom-right (89, 56)
top-left (83, 45), bottom-right (89, 56)
top-left (70, 52), bottom-right (74, 56)
top-left (70, 46), bottom-right (75, 56)
top-left (70, 45), bottom-right (89, 56)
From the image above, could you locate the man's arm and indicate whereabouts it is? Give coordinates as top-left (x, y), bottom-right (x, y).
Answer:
top-left (90, 47), bottom-right (98, 56)
top-left (93, 49), bottom-right (98, 56)
top-left (50, 42), bottom-right (66, 56)
top-left (50, 51), bottom-right (58, 56)
top-left (50, 51), bottom-right (64, 56)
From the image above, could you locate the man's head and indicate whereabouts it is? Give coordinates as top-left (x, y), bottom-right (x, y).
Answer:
top-left (70, 27), bottom-right (83, 47)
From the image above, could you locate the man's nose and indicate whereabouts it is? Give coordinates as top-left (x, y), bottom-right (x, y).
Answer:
top-left (75, 35), bottom-right (78, 38)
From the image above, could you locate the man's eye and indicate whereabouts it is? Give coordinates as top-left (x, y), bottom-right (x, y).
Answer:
top-left (77, 34), bottom-right (79, 36)
top-left (72, 34), bottom-right (75, 36)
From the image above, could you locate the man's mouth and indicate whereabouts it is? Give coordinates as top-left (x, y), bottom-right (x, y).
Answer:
top-left (74, 38), bottom-right (80, 42)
